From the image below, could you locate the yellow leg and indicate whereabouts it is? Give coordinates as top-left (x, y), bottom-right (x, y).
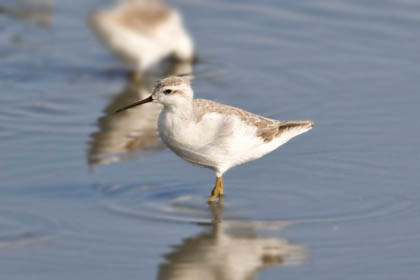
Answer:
top-left (130, 71), bottom-right (143, 85)
top-left (208, 176), bottom-right (224, 202)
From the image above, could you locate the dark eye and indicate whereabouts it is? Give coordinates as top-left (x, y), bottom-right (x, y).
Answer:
top-left (163, 89), bottom-right (172, 95)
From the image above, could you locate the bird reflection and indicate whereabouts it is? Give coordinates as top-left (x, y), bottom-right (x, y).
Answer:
top-left (158, 200), bottom-right (306, 280)
top-left (89, 0), bottom-right (195, 72)
top-left (88, 60), bottom-right (193, 165)
top-left (0, 0), bottom-right (53, 27)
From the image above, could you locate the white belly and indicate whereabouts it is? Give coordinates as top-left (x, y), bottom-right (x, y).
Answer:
top-left (158, 111), bottom-right (276, 175)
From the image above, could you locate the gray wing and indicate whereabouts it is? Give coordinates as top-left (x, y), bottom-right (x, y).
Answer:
top-left (193, 99), bottom-right (313, 142)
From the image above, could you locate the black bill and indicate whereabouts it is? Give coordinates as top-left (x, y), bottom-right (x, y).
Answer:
top-left (115, 95), bottom-right (153, 113)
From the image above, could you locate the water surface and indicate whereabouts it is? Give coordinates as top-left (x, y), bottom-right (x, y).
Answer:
top-left (1, 0), bottom-right (420, 279)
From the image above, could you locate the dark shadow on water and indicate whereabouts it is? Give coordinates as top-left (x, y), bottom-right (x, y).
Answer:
top-left (0, 0), bottom-right (53, 27)
top-left (157, 199), bottom-right (306, 280)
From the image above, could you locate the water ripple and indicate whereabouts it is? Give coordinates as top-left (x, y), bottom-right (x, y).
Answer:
top-left (0, 209), bottom-right (56, 249)
top-left (96, 179), bottom-right (415, 227)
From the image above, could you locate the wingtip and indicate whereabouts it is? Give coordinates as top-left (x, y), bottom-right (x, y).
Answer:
top-left (308, 120), bottom-right (314, 128)
top-left (298, 120), bottom-right (314, 129)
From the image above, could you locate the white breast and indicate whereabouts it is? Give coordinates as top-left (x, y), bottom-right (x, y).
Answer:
top-left (158, 110), bottom-right (272, 174)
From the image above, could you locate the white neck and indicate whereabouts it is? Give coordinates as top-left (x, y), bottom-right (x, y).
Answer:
top-left (164, 98), bottom-right (193, 119)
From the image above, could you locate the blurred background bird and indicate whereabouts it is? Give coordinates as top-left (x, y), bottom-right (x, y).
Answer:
top-left (89, 0), bottom-right (195, 81)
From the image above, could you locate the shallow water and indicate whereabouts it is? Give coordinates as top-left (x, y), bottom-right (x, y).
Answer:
top-left (1, 0), bottom-right (420, 279)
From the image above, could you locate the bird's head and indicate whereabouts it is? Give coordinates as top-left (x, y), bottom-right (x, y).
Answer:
top-left (115, 75), bottom-right (194, 113)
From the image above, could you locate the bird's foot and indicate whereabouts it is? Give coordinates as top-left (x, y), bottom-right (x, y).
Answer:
top-left (208, 192), bottom-right (223, 203)
top-left (208, 177), bottom-right (224, 203)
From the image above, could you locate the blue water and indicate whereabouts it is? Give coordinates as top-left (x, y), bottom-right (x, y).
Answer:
top-left (1, 0), bottom-right (420, 279)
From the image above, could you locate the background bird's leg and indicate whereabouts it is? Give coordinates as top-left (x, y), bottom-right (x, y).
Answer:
top-left (130, 70), bottom-right (143, 85)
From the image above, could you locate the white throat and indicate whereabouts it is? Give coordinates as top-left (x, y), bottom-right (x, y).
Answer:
top-left (163, 97), bottom-right (193, 118)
